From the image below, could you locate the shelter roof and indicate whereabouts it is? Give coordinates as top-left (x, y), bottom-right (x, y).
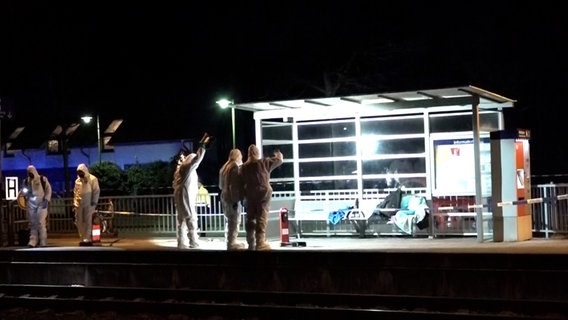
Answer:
top-left (233, 85), bottom-right (515, 119)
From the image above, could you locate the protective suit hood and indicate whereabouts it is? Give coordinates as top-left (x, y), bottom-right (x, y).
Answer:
top-left (226, 149), bottom-right (243, 168)
top-left (247, 144), bottom-right (260, 161)
top-left (27, 165), bottom-right (39, 178)
top-left (76, 163), bottom-right (91, 179)
top-left (220, 149), bottom-right (243, 180)
top-left (228, 149), bottom-right (241, 162)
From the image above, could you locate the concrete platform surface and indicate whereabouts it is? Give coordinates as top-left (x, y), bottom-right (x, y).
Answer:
top-left (6, 233), bottom-right (568, 254)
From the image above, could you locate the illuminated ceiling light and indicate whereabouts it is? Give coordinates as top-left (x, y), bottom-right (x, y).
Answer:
top-left (402, 96), bottom-right (432, 101)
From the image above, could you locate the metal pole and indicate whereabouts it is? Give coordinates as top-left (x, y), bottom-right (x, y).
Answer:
top-left (231, 107), bottom-right (236, 149)
top-left (97, 115), bottom-right (101, 163)
top-left (471, 95), bottom-right (484, 242)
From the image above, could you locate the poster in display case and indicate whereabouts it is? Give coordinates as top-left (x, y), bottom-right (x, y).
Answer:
top-left (432, 136), bottom-right (491, 196)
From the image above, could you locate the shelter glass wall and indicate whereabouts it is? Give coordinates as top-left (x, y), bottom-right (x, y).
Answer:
top-left (261, 121), bottom-right (294, 191)
top-left (260, 110), bottom-right (503, 197)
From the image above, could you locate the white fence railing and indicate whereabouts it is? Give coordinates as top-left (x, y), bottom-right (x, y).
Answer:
top-left (2, 184), bottom-right (568, 246)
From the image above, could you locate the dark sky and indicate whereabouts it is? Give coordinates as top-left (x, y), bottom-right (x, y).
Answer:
top-left (0, 1), bottom-right (567, 176)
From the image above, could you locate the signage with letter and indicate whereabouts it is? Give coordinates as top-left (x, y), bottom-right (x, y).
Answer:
top-left (5, 176), bottom-right (19, 200)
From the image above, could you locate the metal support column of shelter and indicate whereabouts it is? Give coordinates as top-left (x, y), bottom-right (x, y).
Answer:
top-left (471, 94), bottom-right (486, 242)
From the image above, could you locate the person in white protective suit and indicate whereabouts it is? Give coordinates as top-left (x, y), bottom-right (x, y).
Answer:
top-left (73, 163), bottom-right (100, 246)
top-left (20, 165), bottom-right (52, 247)
top-left (219, 148), bottom-right (246, 250)
top-left (173, 133), bottom-right (213, 249)
top-left (240, 145), bottom-right (283, 251)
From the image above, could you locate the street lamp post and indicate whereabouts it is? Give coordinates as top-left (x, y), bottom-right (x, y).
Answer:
top-left (81, 115), bottom-right (101, 163)
top-left (216, 99), bottom-right (235, 149)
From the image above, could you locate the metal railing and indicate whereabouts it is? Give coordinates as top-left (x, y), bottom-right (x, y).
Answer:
top-left (3, 184), bottom-right (568, 246)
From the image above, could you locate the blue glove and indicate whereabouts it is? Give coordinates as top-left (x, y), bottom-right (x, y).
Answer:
top-left (41, 199), bottom-right (48, 209)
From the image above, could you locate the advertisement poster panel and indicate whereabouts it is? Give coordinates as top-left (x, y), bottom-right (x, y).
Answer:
top-left (432, 136), bottom-right (491, 196)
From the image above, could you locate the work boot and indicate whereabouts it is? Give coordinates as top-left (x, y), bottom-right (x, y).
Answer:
top-left (177, 237), bottom-right (189, 249)
top-left (228, 242), bottom-right (246, 251)
top-left (177, 224), bottom-right (190, 249)
top-left (224, 222), bottom-right (229, 244)
top-left (247, 241), bottom-right (256, 250)
top-left (226, 218), bottom-right (244, 250)
top-left (188, 229), bottom-right (201, 249)
top-left (246, 233), bottom-right (256, 250)
top-left (188, 238), bottom-right (201, 249)
top-left (245, 218), bottom-right (256, 250)
top-left (256, 240), bottom-right (271, 251)
top-left (255, 213), bottom-right (270, 251)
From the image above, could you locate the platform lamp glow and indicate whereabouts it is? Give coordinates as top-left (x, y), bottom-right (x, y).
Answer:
top-left (216, 99), bottom-right (235, 149)
top-left (81, 115), bottom-right (101, 163)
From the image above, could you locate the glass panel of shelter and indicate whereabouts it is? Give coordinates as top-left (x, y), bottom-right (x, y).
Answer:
top-left (259, 112), bottom-right (500, 194)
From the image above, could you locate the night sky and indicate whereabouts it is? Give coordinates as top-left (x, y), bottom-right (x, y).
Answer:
top-left (0, 1), bottom-right (567, 177)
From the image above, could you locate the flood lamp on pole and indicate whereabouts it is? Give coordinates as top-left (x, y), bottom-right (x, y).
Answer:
top-left (216, 99), bottom-right (235, 149)
top-left (81, 115), bottom-right (101, 163)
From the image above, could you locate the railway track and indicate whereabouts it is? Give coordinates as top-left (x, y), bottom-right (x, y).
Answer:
top-left (0, 284), bottom-right (565, 319)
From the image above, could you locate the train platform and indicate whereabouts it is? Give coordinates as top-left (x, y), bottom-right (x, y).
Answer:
top-left (5, 233), bottom-right (568, 254)
top-left (3, 232), bottom-right (568, 306)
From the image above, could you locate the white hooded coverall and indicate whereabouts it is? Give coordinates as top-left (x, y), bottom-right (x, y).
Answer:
top-left (21, 165), bottom-right (52, 247)
top-left (240, 145), bottom-right (283, 251)
top-left (173, 146), bottom-right (206, 248)
top-left (219, 148), bottom-right (245, 250)
top-left (73, 163), bottom-right (100, 243)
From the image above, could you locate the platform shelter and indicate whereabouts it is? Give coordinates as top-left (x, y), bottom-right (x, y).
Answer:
top-left (233, 86), bottom-right (516, 242)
